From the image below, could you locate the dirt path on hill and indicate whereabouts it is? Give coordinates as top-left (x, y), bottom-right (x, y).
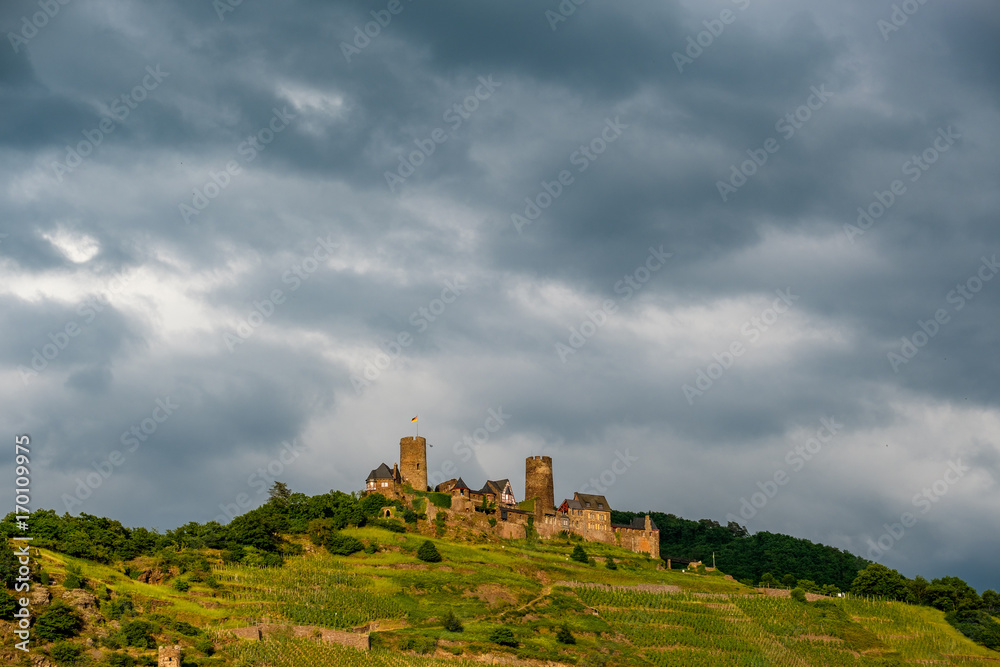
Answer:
top-left (554, 581), bottom-right (683, 593)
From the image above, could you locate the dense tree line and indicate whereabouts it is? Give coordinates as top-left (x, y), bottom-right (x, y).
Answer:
top-left (611, 511), bottom-right (869, 591)
top-left (0, 485), bottom-right (400, 569)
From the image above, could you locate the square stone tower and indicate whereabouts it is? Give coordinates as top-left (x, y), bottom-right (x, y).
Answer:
top-left (525, 455), bottom-right (555, 513)
top-left (399, 436), bottom-right (427, 492)
top-left (158, 645), bottom-right (181, 667)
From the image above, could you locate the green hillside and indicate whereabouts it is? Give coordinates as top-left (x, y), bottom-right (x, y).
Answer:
top-left (3, 523), bottom-right (999, 666)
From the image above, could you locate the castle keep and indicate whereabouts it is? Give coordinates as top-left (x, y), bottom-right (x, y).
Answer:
top-left (364, 436), bottom-right (658, 559)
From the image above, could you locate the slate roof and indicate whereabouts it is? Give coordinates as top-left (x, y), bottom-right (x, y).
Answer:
top-left (451, 477), bottom-right (472, 491)
top-left (366, 462), bottom-right (395, 481)
top-left (481, 479), bottom-right (512, 497)
top-left (574, 493), bottom-right (612, 511)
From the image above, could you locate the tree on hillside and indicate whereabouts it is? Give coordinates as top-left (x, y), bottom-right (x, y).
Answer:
top-left (489, 626), bottom-right (518, 647)
top-left (982, 590), bottom-right (999, 615)
top-left (605, 557), bottom-right (617, 570)
top-left (417, 540), bottom-right (442, 563)
top-left (759, 572), bottom-right (777, 588)
top-left (851, 563), bottom-right (914, 602)
top-left (268, 481), bottom-right (292, 503)
top-left (442, 609), bottom-right (464, 632)
top-left (324, 532), bottom-right (364, 556)
top-left (570, 544), bottom-right (588, 563)
top-left (556, 624), bottom-right (576, 644)
top-left (34, 601), bottom-right (83, 641)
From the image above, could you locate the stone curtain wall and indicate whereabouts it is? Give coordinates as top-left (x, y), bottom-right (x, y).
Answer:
top-left (230, 625), bottom-right (370, 651)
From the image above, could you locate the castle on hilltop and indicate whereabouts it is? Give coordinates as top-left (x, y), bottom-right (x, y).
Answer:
top-left (365, 437), bottom-right (659, 559)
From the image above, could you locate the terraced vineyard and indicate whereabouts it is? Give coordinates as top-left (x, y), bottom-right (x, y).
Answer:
top-left (13, 528), bottom-right (999, 666)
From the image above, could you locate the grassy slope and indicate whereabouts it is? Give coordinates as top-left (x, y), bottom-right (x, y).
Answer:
top-left (10, 529), bottom-right (1000, 666)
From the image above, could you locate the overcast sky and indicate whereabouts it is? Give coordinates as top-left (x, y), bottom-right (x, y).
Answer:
top-left (2, 0), bottom-right (998, 592)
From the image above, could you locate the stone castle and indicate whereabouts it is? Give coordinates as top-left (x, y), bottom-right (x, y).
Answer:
top-left (365, 437), bottom-right (659, 559)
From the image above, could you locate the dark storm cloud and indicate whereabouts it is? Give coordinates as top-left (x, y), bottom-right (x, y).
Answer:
top-left (0, 0), bottom-right (997, 593)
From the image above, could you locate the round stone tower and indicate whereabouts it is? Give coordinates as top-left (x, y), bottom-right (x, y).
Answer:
top-left (399, 436), bottom-right (427, 492)
top-left (525, 455), bottom-right (555, 513)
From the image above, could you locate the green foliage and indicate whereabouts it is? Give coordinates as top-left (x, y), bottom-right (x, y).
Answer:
top-left (35, 601), bottom-right (84, 641)
top-left (434, 511), bottom-right (446, 538)
top-left (102, 593), bottom-right (135, 621)
top-left (924, 575), bottom-right (983, 612)
top-left (790, 587), bottom-right (807, 603)
top-left (759, 572), bottom-right (777, 587)
top-left (605, 557), bottom-right (617, 570)
top-left (195, 636), bottom-right (215, 655)
top-left (946, 609), bottom-right (1000, 650)
top-left (364, 540), bottom-right (378, 555)
top-left (369, 518), bottom-right (406, 533)
top-left (983, 589), bottom-right (1000, 615)
top-left (851, 563), bottom-right (914, 602)
top-left (0, 589), bottom-right (17, 620)
top-left (172, 577), bottom-right (190, 591)
top-left (781, 574), bottom-right (797, 588)
top-left (323, 532), bottom-right (364, 556)
top-left (103, 652), bottom-right (136, 667)
top-left (63, 563), bottom-right (86, 590)
top-left (489, 626), bottom-right (518, 647)
top-left (49, 641), bottom-right (83, 665)
top-left (570, 544), bottom-right (588, 563)
top-left (0, 539), bottom-right (18, 588)
top-left (426, 492), bottom-right (452, 509)
top-left (118, 619), bottom-right (156, 648)
top-left (442, 609), bottom-right (464, 632)
top-left (416, 540), bottom-right (441, 563)
top-left (556, 623), bottom-right (576, 644)
top-left (488, 517), bottom-right (497, 527)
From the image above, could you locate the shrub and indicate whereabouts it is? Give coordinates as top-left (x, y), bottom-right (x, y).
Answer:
top-left (172, 578), bottom-right (190, 592)
top-left (195, 636), bottom-right (215, 655)
top-left (63, 566), bottom-right (85, 590)
top-left (488, 517), bottom-right (497, 528)
top-left (364, 540), bottom-right (378, 555)
top-left (605, 557), bottom-right (617, 570)
top-left (427, 492), bottom-right (452, 509)
top-left (370, 519), bottom-right (406, 533)
top-left (35, 601), bottom-right (84, 641)
top-left (49, 641), bottom-right (83, 665)
top-left (119, 619), bottom-right (156, 648)
top-left (417, 540), bottom-right (442, 563)
top-left (489, 626), bottom-right (518, 647)
top-left (442, 609), bottom-right (464, 632)
top-left (790, 587), bottom-right (807, 603)
top-left (104, 652), bottom-right (136, 667)
top-left (0, 590), bottom-right (17, 620)
top-left (556, 623), bottom-right (576, 645)
top-left (946, 610), bottom-right (1000, 650)
top-left (570, 544), bottom-right (588, 563)
top-left (324, 532), bottom-right (364, 556)
top-left (434, 512), bottom-right (446, 538)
